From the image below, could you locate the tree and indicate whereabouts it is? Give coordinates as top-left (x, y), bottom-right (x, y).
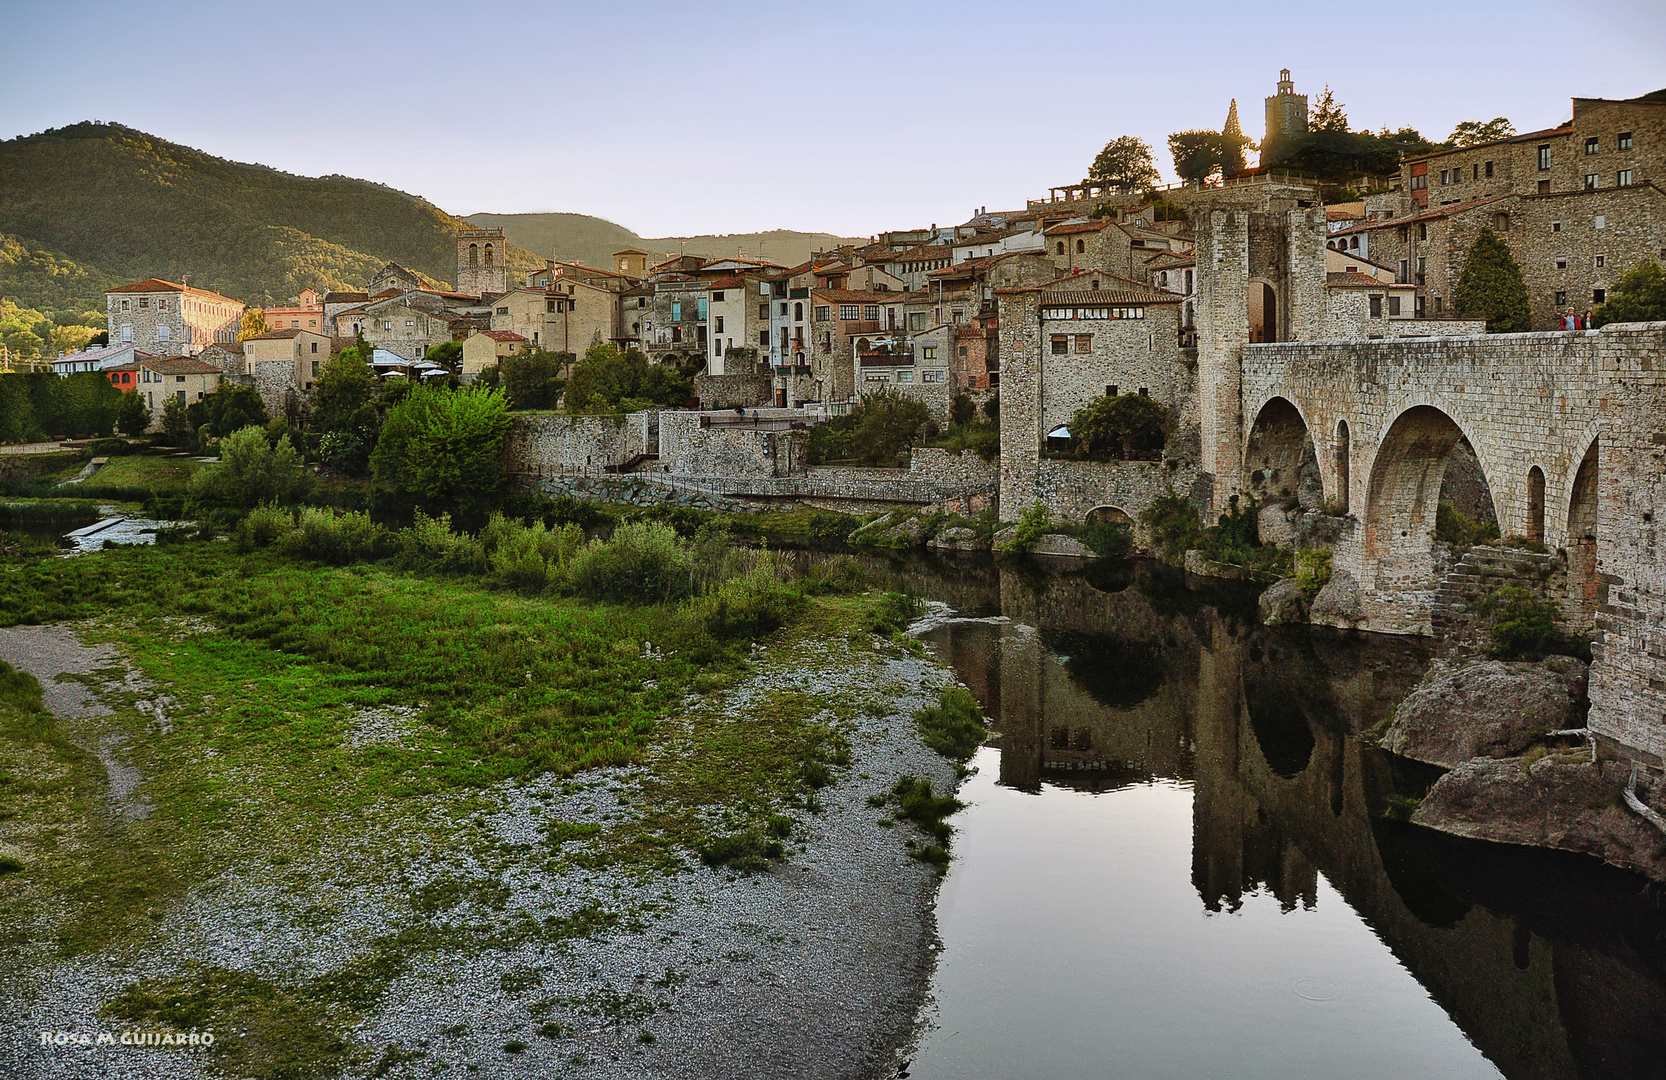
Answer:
top-left (564, 343), bottom-right (688, 414)
top-left (950, 393), bottom-right (977, 428)
top-left (161, 395), bottom-right (196, 448)
top-left (310, 345), bottom-right (378, 473)
top-left (425, 340), bottom-right (462, 368)
top-left (1087, 136), bottom-right (1159, 193)
top-left (1221, 100), bottom-right (1252, 176)
top-left (1453, 228), bottom-right (1531, 333)
top-left (1590, 261), bottom-right (1666, 327)
top-left (1310, 86), bottom-right (1349, 133)
top-left (1069, 393), bottom-right (1168, 459)
top-left (500, 347), bottom-right (568, 410)
top-left (371, 384), bottom-right (513, 515)
top-left (236, 309), bottom-right (268, 343)
top-left (189, 425), bottom-right (309, 507)
top-left (805, 389), bottom-right (931, 466)
top-left (196, 384), bottom-right (268, 438)
top-left (1169, 130), bottom-right (1225, 184)
top-left (1448, 118), bottom-right (1516, 147)
top-left (116, 390), bottom-right (150, 437)
top-left (0, 375), bottom-right (36, 443)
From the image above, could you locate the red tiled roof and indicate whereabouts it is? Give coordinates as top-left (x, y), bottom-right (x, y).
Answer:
top-left (999, 270), bottom-right (1178, 305)
top-left (477, 330), bottom-right (527, 342)
top-left (143, 356), bottom-right (223, 375)
top-left (106, 278), bottom-right (243, 304)
top-left (810, 289), bottom-right (904, 304)
top-left (926, 252), bottom-right (1019, 278)
top-left (323, 291), bottom-right (369, 304)
top-left (1143, 251), bottom-right (1195, 269)
top-left (1327, 271), bottom-right (1401, 287)
top-left (1330, 193), bottom-right (1515, 236)
top-left (704, 277), bottom-right (744, 290)
top-left (1402, 124), bottom-right (1574, 164)
top-left (244, 328), bottom-right (324, 341)
top-left (1043, 220), bottom-right (1110, 236)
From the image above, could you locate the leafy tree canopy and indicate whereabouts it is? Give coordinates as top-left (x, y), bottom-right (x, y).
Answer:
top-left (309, 343), bottom-right (379, 473)
top-left (1169, 131), bottom-right (1226, 184)
top-left (189, 424), bottom-right (309, 508)
top-left (1069, 393), bottom-right (1168, 460)
top-left (500, 347), bottom-right (570, 410)
top-left (1590, 261), bottom-right (1666, 328)
top-left (564, 343), bottom-right (689, 414)
top-left (1448, 118), bottom-right (1516, 147)
top-left (193, 384), bottom-right (268, 438)
top-left (1088, 136), bottom-right (1160, 192)
top-left (1309, 86), bottom-right (1350, 133)
top-left (1453, 228), bottom-right (1531, 333)
top-left (236, 309), bottom-right (267, 342)
top-left (806, 389), bottom-right (932, 466)
top-left (370, 384), bottom-right (513, 514)
top-left (116, 390), bottom-right (149, 437)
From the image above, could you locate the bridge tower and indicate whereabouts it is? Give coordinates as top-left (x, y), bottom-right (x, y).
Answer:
top-left (1191, 189), bottom-right (1328, 518)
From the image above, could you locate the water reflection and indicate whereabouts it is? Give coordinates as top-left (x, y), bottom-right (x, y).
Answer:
top-left (865, 554), bottom-right (1666, 1080)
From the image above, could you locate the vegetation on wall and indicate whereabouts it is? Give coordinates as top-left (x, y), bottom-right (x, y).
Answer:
top-left (563, 343), bottom-right (690, 414)
top-left (1065, 392), bottom-right (1167, 460)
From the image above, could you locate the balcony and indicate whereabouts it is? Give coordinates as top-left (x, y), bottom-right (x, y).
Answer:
top-left (841, 320), bottom-right (884, 335)
top-left (860, 352), bottom-right (916, 367)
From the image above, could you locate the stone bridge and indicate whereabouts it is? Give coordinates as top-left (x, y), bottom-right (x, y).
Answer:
top-left (1230, 321), bottom-right (1666, 759)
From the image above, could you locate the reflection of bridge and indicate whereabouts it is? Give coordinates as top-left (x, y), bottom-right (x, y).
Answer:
top-left (1187, 188), bottom-right (1666, 761)
top-left (916, 562), bottom-right (1666, 1079)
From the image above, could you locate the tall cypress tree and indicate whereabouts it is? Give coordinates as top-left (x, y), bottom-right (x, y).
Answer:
top-left (1453, 228), bottom-right (1531, 332)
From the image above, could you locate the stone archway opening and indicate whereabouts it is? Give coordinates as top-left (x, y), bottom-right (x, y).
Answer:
top-left (1085, 505), bottom-right (1132, 526)
top-left (1247, 282), bottom-right (1278, 343)
top-left (1244, 397), bottom-right (1321, 509)
top-left (1363, 406), bottom-right (1498, 589)
top-left (1567, 440), bottom-right (1600, 622)
top-left (1334, 420), bottom-right (1350, 512)
top-left (1526, 465), bottom-right (1546, 544)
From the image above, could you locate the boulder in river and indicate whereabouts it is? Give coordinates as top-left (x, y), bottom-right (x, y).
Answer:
top-left (1382, 658), bottom-right (1586, 769)
top-left (1413, 756), bottom-right (1666, 880)
top-left (1030, 533), bottom-right (1095, 558)
top-left (930, 526), bottom-right (989, 552)
top-left (1308, 569), bottom-right (1363, 629)
top-left (1259, 577), bottom-right (1308, 625)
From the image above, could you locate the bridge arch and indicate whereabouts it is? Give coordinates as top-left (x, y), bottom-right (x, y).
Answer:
top-left (1244, 396), bottom-right (1322, 508)
top-left (1361, 404), bottom-right (1499, 590)
top-left (1566, 435), bottom-right (1601, 625)
top-left (1085, 505), bottom-right (1133, 526)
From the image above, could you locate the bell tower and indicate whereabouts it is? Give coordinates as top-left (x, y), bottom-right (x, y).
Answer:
top-left (1262, 69), bottom-right (1308, 165)
top-left (457, 227), bottom-right (507, 297)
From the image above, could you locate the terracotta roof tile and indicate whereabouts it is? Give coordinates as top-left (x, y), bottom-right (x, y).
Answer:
top-left (1327, 271), bottom-right (1400, 287)
top-left (143, 355), bottom-right (223, 375)
top-left (477, 330), bottom-right (527, 342)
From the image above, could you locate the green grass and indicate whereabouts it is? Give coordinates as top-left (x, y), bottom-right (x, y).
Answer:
top-left (67, 454), bottom-right (208, 499)
top-left (914, 686), bottom-right (988, 762)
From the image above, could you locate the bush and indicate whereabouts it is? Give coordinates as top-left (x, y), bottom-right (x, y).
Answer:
top-left (1141, 491), bottom-right (1204, 565)
top-left (1480, 585), bottom-right (1586, 661)
top-left (694, 559), bottom-right (806, 642)
top-left (1068, 392), bottom-right (1167, 460)
top-left (1078, 517), bottom-right (1132, 559)
top-left (399, 511), bottom-right (488, 574)
top-left (1294, 548), bottom-right (1333, 597)
top-left (282, 507), bottom-right (390, 565)
top-left (914, 686), bottom-right (988, 762)
top-left (801, 554), bottom-right (868, 596)
top-left (568, 522), bottom-right (692, 604)
top-left (233, 503), bottom-right (294, 551)
top-left (698, 830), bottom-right (784, 874)
top-left (861, 591), bottom-right (922, 636)
top-left (1435, 500), bottom-right (1500, 548)
top-left (1590, 260), bottom-right (1666, 328)
top-left (806, 389), bottom-right (931, 466)
top-left (487, 518), bottom-right (584, 595)
top-left (370, 384), bottom-right (513, 515)
top-left (190, 425), bottom-right (309, 508)
top-left (1003, 503), bottom-right (1052, 553)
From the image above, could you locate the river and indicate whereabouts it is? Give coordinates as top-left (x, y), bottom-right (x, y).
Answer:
top-left (847, 553), bottom-right (1666, 1080)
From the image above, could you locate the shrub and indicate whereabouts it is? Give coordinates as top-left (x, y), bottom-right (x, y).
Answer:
top-left (190, 425), bottom-right (310, 509)
top-left (698, 830), bottom-right (784, 874)
top-left (370, 384), bottom-right (513, 515)
top-left (801, 554), bottom-right (868, 596)
top-left (1003, 503), bottom-right (1052, 553)
top-left (1435, 500), bottom-right (1500, 548)
top-left (400, 511), bottom-right (487, 574)
top-left (1068, 392), bottom-right (1167, 460)
top-left (1078, 517), bottom-right (1132, 560)
top-left (233, 503), bottom-right (294, 551)
top-left (914, 687), bottom-right (987, 762)
top-left (568, 522), bottom-right (692, 604)
top-left (487, 518), bottom-right (584, 595)
top-left (1294, 547), bottom-right (1333, 597)
top-left (861, 591), bottom-right (922, 636)
top-left (282, 507), bottom-right (390, 565)
top-left (1140, 491), bottom-right (1204, 565)
top-left (806, 389), bottom-right (931, 466)
top-left (694, 561), bottom-right (806, 642)
top-left (1453, 227), bottom-right (1531, 333)
top-left (1590, 260), bottom-right (1666, 328)
top-left (1480, 585), bottom-right (1586, 660)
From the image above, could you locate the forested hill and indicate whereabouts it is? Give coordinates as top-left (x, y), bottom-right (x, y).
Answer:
top-left (466, 212), bottom-right (865, 271)
top-left (0, 122), bottom-right (540, 309)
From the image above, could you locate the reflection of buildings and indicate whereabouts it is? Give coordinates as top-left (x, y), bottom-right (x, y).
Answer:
top-left (914, 558), bottom-right (1666, 1080)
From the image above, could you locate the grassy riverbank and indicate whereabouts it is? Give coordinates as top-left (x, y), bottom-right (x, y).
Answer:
top-left (0, 528), bottom-right (965, 1079)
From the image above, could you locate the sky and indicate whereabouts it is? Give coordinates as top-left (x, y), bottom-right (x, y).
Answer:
top-left (3, 0), bottom-right (1664, 238)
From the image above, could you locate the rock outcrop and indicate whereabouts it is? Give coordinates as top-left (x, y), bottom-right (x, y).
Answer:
top-left (1413, 757), bottom-right (1666, 880)
top-left (1308, 569), bottom-right (1363, 629)
top-left (1382, 658), bottom-right (1587, 768)
top-left (1259, 577), bottom-right (1309, 625)
top-left (1030, 533), bottom-right (1095, 558)
top-left (928, 526), bottom-right (989, 552)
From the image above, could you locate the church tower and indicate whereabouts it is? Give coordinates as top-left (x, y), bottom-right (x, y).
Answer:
top-left (1262, 69), bottom-right (1308, 165)
top-left (457, 227), bottom-right (507, 297)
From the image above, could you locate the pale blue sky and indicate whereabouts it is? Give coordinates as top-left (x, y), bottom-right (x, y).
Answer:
top-left (3, 0), bottom-right (1663, 237)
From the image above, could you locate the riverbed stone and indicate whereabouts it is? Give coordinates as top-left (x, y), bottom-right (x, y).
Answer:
top-left (1382, 658), bottom-right (1586, 768)
top-left (1413, 756), bottom-right (1666, 880)
top-left (1031, 533), bottom-right (1095, 558)
top-left (1259, 577), bottom-right (1308, 625)
top-left (1309, 569), bottom-right (1363, 629)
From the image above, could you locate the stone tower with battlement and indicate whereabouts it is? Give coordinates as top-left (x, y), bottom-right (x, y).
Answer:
top-left (1262, 69), bottom-right (1308, 166)
top-left (457, 228), bottom-right (506, 297)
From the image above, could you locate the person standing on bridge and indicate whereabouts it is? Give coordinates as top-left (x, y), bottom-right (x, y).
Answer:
top-left (1561, 308), bottom-right (1580, 331)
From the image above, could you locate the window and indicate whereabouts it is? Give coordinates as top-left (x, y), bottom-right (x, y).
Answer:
top-left (922, 371), bottom-right (943, 383)
top-left (312, 362), bottom-right (320, 376)
top-left (1433, 296), bottom-right (1443, 315)
top-left (1594, 288), bottom-right (1607, 304)
top-left (1418, 222), bottom-right (1428, 241)
top-left (759, 330), bottom-right (769, 347)
top-left (1618, 169), bottom-right (1634, 187)
top-left (1369, 295), bottom-right (1383, 318)
top-left (1551, 221), bottom-right (1563, 233)
top-left (1585, 173), bottom-right (1599, 190)
top-left (1388, 295), bottom-right (1402, 316)
top-left (157, 324), bottom-right (170, 343)
top-left (862, 305), bottom-right (880, 320)
top-left (671, 326), bottom-right (682, 343)
top-left (1556, 258), bottom-right (1567, 270)
top-left (672, 302), bottom-right (681, 320)
top-left (712, 291), bottom-right (725, 302)
top-left (907, 312), bottom-right (928, 331)
top-left (697, 299), bottom-right (707, 320)
top-left (839, 305), bottom-right (859, 321)
top-left (1555, 290), bottom-right (1568, 307)
top-left (1415, 295), bottom-right (1426, 318)
top-left (714, 316), bottom-right (724, 334)
top-left (759, 303), bottom-right (768, 320)
top-left (1138, 387), bottom-right (1148, 397)
top-left (1495, 212), bottom-right (1510, 232)
top-left (1538, 179), bottom-right (1551, 195)
top-left (1398, 226), bottom-right (1410, 242)
top-left (1415, 257), bottom-right (1426, 286)
top-left (1056, 241), bottom-right (1065, 254)
top-left (139, 297), bottom-right (149, 309)
top-left (1090, 279), bottom-right (1100, 290)
top-left (1349, 236), bottom-right (1359, 249)
top-left (958, 346), bottom-right (968, 358)
top-left (120, 299), bottom-right (129, 311)
top-left (1075, 239), bottom-right (1085, 253)
top-left (1596, 254), bottom-right (1606, 268)
top-left (497, 306), bottom-right (509, 315)
top-left (895, 369), bottom-right (913, 383)
top-left (922, 345), bottom-right (937, 360)
top-left (1051, 335), bottom-right (1069, 355)
top-left (1619, 131), bottom-right (1633, 151)
top-left (1410, 174), bottom-right (1427, 190)
top-left (815, 306), bottom-right (831, 321)
top-left (1398, 259), bottom-right (1408, 283)
top-left (547, 301), bottom-right (556, 313)
top-left (1472, 164), bottom-right (1480, 180)
top-left (1538, 145), bottom-right (1552, 170)
top-left (1485, 160), bottom-right (1494, 177)
top-left (1586, 137), bottom-right (1600, 155)
top-left (405, 320), bottom-right (414, 328)
top-left (310, 341), bottom-right (318, 353)
top-left (1440, 169), bottom-right (1450, 185)
top-left (1074, 334), bottom-right (1092, 353)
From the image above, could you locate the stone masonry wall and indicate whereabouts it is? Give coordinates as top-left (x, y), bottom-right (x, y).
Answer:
top-left (657, 411), bottom-right (804, 478)
top-left (508, 414), bottom-right (647, 476)
top-left (695, 373), bottom-right (773, 409)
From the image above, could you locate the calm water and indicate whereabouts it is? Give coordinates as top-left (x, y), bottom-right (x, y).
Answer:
top-left (851, 554), bottom-right (1666, 1080)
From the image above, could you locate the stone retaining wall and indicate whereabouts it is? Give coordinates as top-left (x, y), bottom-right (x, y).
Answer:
top-left (695, 373), bottom-right (772, 409)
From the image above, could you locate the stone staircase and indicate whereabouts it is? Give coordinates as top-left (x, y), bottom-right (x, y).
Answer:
top-left (1431, 545), bottom-right (1565, 635)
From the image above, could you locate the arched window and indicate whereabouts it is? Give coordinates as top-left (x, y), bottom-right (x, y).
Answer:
top-left (1076, 239), bottom-right (1085, 253)
top-left (1056, 241), bottom-right (1065, 255)
top-left (1527, 466), bottom-right (1546, 542)
top-left (483, 244), bottom-right (494, 266)
top-left (1335, 420), bottom-right (1350, 511)
top-left (468, 244), bottom-right (478, 268)
top-left (794, 302), bottom-right (803, 320)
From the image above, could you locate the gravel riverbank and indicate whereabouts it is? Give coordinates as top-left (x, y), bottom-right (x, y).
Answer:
top-left (0, 621), bottom-right (964, 1080)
